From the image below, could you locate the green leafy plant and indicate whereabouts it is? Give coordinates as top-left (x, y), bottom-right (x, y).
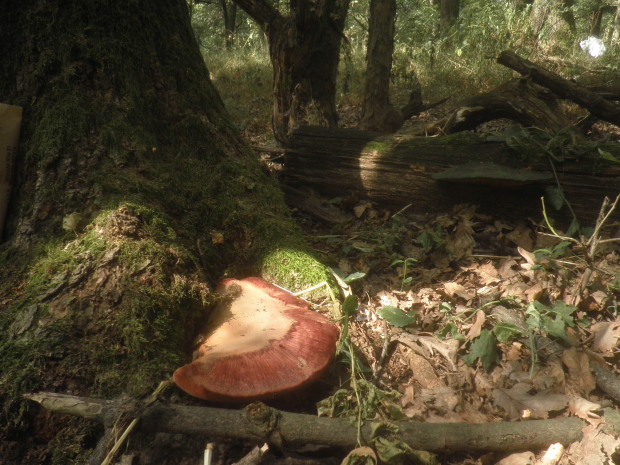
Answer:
top-left (317, 378), bottom-right (404, 422)
top-left (434, 302), bottom-right (466, 342)
top-left (390, 257), bottom-right (417, 291)
top-left (378, 306), bottom-right (416, 328)
top-left (525, 300), bottom-right (578, 345)
top-left (461, 329), bottom-right (500, 371)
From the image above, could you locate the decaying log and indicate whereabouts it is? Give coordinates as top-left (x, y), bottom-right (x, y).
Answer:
top-left (497, 51), bottom-right (620, 126)
top-left (25, 391), bottom-right (584, 452)
top-left (427, 79), bottom-right (571, 135)
top-left (284, 126), bottom-right (620, 224)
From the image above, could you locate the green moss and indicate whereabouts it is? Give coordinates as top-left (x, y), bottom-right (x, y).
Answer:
top-left (260, 248), bottom-right (335, 297)
top-left (362, 140), bottom-right (395, 154)
top-left (0, 204), bottom-right (209, 433)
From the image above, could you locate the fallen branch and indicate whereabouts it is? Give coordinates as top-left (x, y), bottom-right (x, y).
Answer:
top-left (25, 391), bottom-right (583, 453)
top-left (497, 51), bottom-right (620, 126)
top-left (592, 364), bottom-right (620, 403)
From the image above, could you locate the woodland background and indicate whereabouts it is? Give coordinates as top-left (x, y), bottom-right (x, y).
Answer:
top-left (1, 1), bottom-right (620, 465)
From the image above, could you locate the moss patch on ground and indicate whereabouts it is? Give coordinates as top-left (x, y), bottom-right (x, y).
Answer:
top-left (0, 204), bottom-right (212, 462)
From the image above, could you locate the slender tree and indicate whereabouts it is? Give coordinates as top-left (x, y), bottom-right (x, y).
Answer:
top-left (220, 0), bottom-right (239, 48)
top-left (233, 0), bottom-right (350, 143)
top-left (358, 0), bottom-right (402, 132)
top-left (439, 0), bottom-right (460, 32)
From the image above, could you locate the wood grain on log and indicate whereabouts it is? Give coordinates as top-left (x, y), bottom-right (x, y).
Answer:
top-left (284, 126), bottom-right (620, 224)
top-left (25, 392), bottom-right (584, 452)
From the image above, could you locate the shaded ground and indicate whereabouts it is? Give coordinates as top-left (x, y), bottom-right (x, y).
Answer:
top-left (229, 77), bottom-right (620, 463)
top-left (290, 195), bottom-right (620, 464)
top-left (6, 53), bottom-right (619, 465)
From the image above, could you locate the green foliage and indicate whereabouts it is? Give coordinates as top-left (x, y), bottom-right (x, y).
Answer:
top-left (189, 1), bottom-right (263, 51)
top-left (390, 257), bottom-right (417, 291)
top-left (534, 240), bottom-right (572, 261)
top-left (378, 305), bottom-right (417, 328)
top-left (462, 329), bottom-right (500, 370)
top-left (370, 423), bottom-right (438, 465)
top-left (525, 300), bottom-right (579, 344)
top-left (317, 378), bottom-right (404, 422)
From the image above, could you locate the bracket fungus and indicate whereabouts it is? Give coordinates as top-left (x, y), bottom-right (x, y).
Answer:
top-left (173, 277), bottom-right (340, 402)
top-left (432, 161), bottom-right (553, 187)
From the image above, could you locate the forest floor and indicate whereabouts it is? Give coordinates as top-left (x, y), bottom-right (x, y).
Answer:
top-left (224, 91), bottom-right (620, 464)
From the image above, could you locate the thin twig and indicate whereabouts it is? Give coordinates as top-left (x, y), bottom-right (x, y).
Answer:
top-left (101, 381), bottom-right (172, 465)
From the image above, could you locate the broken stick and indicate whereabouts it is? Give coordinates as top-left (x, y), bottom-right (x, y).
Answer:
top-left (25, 391), bottom-right (583, 453)
top-left (497, 50), bottom-right (620, 126)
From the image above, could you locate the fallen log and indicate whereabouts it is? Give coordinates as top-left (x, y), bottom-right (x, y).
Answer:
top-left (497, 50), bottom-right (620, 126)
top-left (427, 78), bottom-right (571, 135)
top-left (25, 391), bottom-right (584, 452)
top-left (284, 126), bottom-right (620, 224)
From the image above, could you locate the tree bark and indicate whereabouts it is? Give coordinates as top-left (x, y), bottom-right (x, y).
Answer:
top-left (612, 1), bottom-right (620, 43)
top-left (558, 0), bottom-right (577, 34)
top-left (0, 1), bottom-right (328, 464)
top-left (234, 0), bottom-right (349, 143)
top-left (426, 78), bottom-right (570, 135)
top-left (439, 0), bottom-right (460, 32)
top-left (589, 1), bottom-right (615, 37)
top-left (358, 0), bottom-right (401, 133)
top-left (220, 0), bottom-right (238, 48)
top-left (25, 392), bottom-right (584, 453)
top-left (284, 127), bottom-right (620, 224)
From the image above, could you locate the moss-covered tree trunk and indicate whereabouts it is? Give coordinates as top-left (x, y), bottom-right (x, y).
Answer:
top-left (0, 1), bottom-right (328, 464)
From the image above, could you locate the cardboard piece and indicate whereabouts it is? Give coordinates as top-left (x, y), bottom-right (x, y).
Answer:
top-left (0, 103), bottom-right (22, 238)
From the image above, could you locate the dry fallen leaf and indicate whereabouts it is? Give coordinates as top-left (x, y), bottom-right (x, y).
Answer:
top-left (506, 224), bottom-right (534, 250)
top-left (561, 348), bottom-right (596, 397)
top-left (567, 396), bottom-right (601, 423)
top-left (563, 423), bottom-right (620, 465)
top-left (353, 201), bottom-right (373, 218)
top-left (590, 316), bottom-right (620, 355)
top-left (536, 443), bottom-right (564, 465)
top-left (466, 309), bottom-right (486, 341)
top-left (407, 352), bottom-right (442, 389)
top-left (443, 282), bottom-right (475, 301)
top-left (446, 220), bottom-right (475, 259)
top-left (493, 383), bottom-right (569, 420)
top-left (496, 451), bottom-right (535, 465)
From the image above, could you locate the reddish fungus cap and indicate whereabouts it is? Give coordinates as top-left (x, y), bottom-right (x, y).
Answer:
top-left (173, 277), bottom-right (340, 402)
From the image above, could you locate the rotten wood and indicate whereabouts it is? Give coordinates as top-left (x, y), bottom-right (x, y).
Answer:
top-left (426, 79), bottom-right (571, 135)
top-left (497, 50), bottom-right (620, 126)
top-left (283, 126), bottom-right (620, 224)
top-left (592, 364), bottom-right (620, 403)
top-left (282, 185), bottom-right (351, 224)
top-left (25, 391), bottom-right (584, 452)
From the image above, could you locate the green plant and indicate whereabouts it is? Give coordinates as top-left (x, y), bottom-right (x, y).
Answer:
top-left (390, 257), bottom-right (417, 291)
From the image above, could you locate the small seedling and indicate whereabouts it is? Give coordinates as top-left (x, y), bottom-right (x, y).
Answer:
top-left (390, 257), bottom-right (417, 291)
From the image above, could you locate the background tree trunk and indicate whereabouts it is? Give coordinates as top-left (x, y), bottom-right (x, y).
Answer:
top-left (439, 0), bottom-right (460, 32)
top-left (0, 1), bottom-right (328, 463)
top-left (234, 0), bottom-right (350, 143)
top-left (221, 0), bottom-right (238, 48)
top-left (558, 0), bottom-right (577, 34)
top-left (358, 0), bottom-right (402, 132)
top-left (613, 1), bottom-right (620, 43)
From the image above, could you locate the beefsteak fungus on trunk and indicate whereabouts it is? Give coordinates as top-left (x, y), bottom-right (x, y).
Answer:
top-left (173, 277), bottom-right (340, 402)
